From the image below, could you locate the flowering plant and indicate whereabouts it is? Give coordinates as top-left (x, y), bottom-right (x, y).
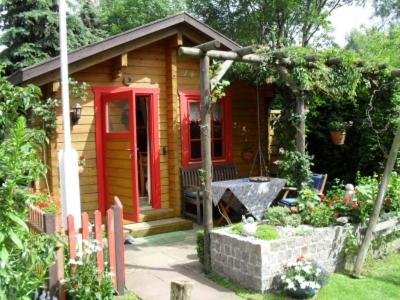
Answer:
top-left (281, 257), bottom-right (329, 298)
top-left (328, 120), bottom-right (353, 131)
top-left (78, 155), bottom-right (86, 167)
top-left (63, 238), bottom-right (115, 300)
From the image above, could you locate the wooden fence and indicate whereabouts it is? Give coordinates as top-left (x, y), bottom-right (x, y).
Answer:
top-left (28, 196), bottom-right (125, 298)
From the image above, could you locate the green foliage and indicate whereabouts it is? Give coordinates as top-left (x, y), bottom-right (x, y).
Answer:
top-left (64, 240), bottom-right (115, 300)
top-left (296, 188), bottom-right (322, 222)
top-left (100, 0), bottom-right (185, 35)
top-left (0, 0), bottom-right (104, 75)
top-left (231, 223), bottom-right (279, 240)
top-left (277, 150), bottom-right (313, 189)
top-left (187, 0), bottom-right (354, 46)
top-left (0, 117), bottom-right (56, 298)
top-left (264, 206), bottom-right (301, 227)
top-left (308, 205), bottom-right (334, 227)
top-left (196, 230), bottom-right (204, 265)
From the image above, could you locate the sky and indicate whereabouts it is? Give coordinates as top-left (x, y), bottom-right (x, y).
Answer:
top-left (329, 2), bottom-right (377, 46)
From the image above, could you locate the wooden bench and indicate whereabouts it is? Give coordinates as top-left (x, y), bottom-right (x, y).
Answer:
top-left (180, 164), bottom-right (238, 224)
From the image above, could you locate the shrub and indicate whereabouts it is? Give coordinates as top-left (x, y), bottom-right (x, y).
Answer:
top-left (196, 230), bottom-right (204, 265)
top-left (277, 150), bottom-right (314, 189)
top-left (264, 206), bottom-right (301, 227)
top-left (308, 205), bottom-right (334, 227)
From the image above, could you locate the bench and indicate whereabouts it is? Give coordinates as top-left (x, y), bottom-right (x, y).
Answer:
top-left (180, 164), bottom-right (238, 224)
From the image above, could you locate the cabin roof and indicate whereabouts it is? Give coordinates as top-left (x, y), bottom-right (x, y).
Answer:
top-left (8, 12), bottom-right (240, 86)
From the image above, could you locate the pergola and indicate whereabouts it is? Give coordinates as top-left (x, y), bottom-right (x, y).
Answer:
top-left (178, 41), bottom-right (400, 274)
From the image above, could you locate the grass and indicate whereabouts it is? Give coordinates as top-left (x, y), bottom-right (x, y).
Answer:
top-left (231, 223), bottom-right (279, 240)
top-left (114, 291), bottom-right (140, 300)
top-left (209, 252), bottom-right (400, 300)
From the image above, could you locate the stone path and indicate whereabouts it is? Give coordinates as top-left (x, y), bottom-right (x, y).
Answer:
top-left (124, 227), bottom-right (241, 300)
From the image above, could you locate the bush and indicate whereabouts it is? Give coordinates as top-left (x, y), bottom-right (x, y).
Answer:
top-left (196, 230), bottom-right (204, 265)
top-left (277, 150), bottom-right (313, 189)
top-left (264, 206), bottom-right (301, 227)
top-left (308, 206), bottom-right (334, 227)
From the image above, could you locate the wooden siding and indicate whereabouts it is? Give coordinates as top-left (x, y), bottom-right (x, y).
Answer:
top-left (46, 35), bottom-right (273, 218)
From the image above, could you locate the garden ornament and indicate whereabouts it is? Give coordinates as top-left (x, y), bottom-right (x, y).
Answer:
top-left (241, 215), bottom-right (257, 237)
top-left (345, 184), bottom-right (355, 200)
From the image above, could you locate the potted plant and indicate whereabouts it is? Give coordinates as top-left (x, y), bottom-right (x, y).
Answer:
top-left (281, 256), bottom-right (329, 299)
top-left (78, 155), bottom-right (86, 173)
top-left (329, 120), bottom-right (353, 145)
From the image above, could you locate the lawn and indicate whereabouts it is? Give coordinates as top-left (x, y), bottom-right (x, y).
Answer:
top-left (209, 252), bottom-right (400, 300)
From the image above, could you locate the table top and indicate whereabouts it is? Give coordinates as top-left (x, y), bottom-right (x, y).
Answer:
top-left (211, 177), bottom-right (286, 220)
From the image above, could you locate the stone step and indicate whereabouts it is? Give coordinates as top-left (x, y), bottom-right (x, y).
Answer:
top-left (138, 208), bottom-right (176, 222)
top-left (124, 217), bottom-right (193, 237)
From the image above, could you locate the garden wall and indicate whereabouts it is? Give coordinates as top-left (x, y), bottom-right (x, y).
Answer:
top-left (210, 225), bottom-right (348, 291)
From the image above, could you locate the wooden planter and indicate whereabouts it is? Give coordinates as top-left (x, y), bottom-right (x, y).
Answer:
top-left (330, 130), bottom-right (346, 145)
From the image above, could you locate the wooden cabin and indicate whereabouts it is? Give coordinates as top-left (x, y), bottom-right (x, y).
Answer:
top-left (9, 12), bottom-right (274, 236)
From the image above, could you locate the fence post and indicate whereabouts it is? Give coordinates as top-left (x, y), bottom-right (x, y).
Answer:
top-left (112, 197), bottom-right (125, 295)
top-left (44, 213), bottom-right (60, 299)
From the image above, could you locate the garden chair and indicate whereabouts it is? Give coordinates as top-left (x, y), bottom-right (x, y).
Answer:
top-left (278, 173), bottom-right (328, 207)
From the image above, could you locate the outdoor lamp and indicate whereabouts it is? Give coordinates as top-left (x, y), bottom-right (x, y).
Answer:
top-left (71, 103), bottom-right (82, 125)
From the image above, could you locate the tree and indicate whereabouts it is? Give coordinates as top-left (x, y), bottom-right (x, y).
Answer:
top-left (100, 0), bottom-right (186, 35)
top-left (0, 0), bottom-right (104, 75)
top-left (78, 0), bottom-right (107, 40)
top-left (372, 0), bottom-right (400, 23)
top-left (186, 0), bottom-right (355, 47)
top-left (346, 26), bottom-right (400, 68)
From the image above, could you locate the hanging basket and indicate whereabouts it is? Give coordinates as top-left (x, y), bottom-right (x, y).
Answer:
top-left (330, 130), bottom-right (346, 145)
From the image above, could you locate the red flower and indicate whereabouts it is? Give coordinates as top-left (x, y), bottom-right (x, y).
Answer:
top-left (80, 155), bottom-right (85, 160)
top-left (327, 201), bottom-right (333, 207)
top-left (335, 212), bottom-right (341, 218)
top-left (320, 194), bottom-right (326, 200)
top-left (385, 198), bottom-right (392, 206)
top-left (333, 195), bottom-right (339, 201)
top-left (351, 202), bottom-right (360, 209)
top-left (342, 197), bottom-right (351, 204)
top-left (297, 255), bottom-right (305, 262)
top-left (36, 202), bottom-right (49, 208)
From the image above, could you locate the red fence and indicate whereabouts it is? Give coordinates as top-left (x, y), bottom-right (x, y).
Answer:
top-left (28, 196), bottom-right (126, 298)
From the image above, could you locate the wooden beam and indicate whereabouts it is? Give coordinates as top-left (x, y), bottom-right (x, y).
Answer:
top-left (210, 60), bottom-right (233, 91)
top-left (52, 81), bottom-right (60, 93)
top-left (195, 40), bottom-right (221, 51)
top-left (235, 46), bottom-right (255, 56)
top-left (178, 47), bottom-right (263, 63)
top-left (121, 53), bottom-right (128, 67)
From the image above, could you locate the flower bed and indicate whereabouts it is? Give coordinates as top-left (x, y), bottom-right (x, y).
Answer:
top-left (210, 219), bottom-right (400, 292)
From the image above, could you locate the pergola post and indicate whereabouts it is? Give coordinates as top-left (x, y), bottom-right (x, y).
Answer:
top-left (200, 54), bottom-right (213, 273)
top-left (295, 94), bottom-right (306, 154)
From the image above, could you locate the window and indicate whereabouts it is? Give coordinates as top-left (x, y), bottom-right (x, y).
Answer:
top-left (179, 90), bottom-right (232, 166)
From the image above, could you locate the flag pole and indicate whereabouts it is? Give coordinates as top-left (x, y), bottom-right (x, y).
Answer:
top-left (58, 0), bottom-right (81, 227)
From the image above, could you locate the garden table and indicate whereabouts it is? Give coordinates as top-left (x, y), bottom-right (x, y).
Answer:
top-left (211, 177), bottom-right (286, 224)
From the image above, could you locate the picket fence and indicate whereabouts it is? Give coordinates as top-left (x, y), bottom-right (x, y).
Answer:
top-left (28, 196), bottom-right (125, 298)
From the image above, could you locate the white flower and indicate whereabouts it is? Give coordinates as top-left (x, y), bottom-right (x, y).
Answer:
top-left (295, 275), bottom-right (305, 283)
top-left (69, 258), bottom-right (77, 265)
top-left (300, 282), bottom-right (306, 289)
top-left (281, 275), bottom-right (286, 280)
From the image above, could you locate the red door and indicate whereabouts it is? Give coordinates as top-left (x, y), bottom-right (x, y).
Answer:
top-left (95, 87), bottom-right (161, 222)
top-left (102, 90), bottom-right (139, 221)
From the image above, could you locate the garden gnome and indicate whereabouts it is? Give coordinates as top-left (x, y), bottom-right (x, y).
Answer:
top-left (345, 184), bottom-right (355, 201)
top-left (241, 215), bottom-right (257, 237)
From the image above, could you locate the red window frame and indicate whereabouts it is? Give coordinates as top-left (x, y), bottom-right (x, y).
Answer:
top-left (179, 90), bottom-right (232, 167)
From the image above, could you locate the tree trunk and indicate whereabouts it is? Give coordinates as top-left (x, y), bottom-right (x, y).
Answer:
top-left (352, 122), bottom-right (400, 277)
top-left (200, 55), bottom-right (213, 273)
top-left (295, 95), bottom-right (306, 155)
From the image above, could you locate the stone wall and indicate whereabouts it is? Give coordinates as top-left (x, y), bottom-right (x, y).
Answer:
top-left (210, 225), bottom-right (348, 291)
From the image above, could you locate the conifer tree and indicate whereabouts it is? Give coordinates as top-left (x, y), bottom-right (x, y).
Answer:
top-left (0, 0), bottom-right (103, 75)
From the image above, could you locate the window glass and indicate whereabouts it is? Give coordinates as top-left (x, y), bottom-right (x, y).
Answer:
top-left (107, 100), bottom-right (129, 132)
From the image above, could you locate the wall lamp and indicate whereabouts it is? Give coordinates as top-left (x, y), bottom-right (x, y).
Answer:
top-left (71, 103), bottom-right (82, 125)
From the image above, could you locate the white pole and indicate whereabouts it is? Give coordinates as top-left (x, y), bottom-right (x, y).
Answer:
top-left (58, 0), bottom-right (81, 228)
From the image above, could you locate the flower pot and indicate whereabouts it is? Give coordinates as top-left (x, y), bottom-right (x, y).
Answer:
top-left (79, 166), bottom-right (85, 174)
top-left (241, 150), bottom-right (254, 162)
top-left (286, 287), bottom-right (317, 299)
top-left (330, 130), bottom-right (346, 145)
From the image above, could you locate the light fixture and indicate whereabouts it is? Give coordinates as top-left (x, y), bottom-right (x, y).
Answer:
top-left (71, 103), bottom-right (82, 125)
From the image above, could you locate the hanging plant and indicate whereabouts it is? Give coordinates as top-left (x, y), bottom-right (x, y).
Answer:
top-left (329, 120), bottom-right (353, 145)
